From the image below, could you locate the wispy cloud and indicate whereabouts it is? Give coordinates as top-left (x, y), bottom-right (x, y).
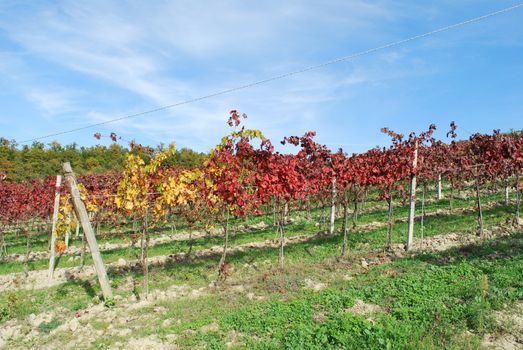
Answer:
top-left (26, 88), bottom-right (78, 115)
top-left (0, 0), bottom-right (402, 148)
top-left (2, 1), bottom-right (520, 150)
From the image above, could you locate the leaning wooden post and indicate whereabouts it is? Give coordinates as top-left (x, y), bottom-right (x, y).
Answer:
top-left (74, 217), bottom-right (80, 238)
top-left (62, 162), bottom-right (113, 300)
top-left (406, 140), bottom-right (419, 251)
top-left (65, 212), bottom-right (71, 248)
top-left (48, 175), bottom-right (62, 282)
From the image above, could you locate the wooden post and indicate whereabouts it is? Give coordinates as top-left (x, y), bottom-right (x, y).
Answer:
top-left (272, 198), bottom-right (277, 226)
top-left (329, 177), bottom-right (336, 235)
top-left (141, 208), bottom-right (150, 297)
top-left (0, 228), bottom-right (6, 258)
top-left (75, 217), bottom-right (80, 238)
top-left (218, 210), bottom-right (230, 281)
top-left (406, 140), bottom-right (418, 251)
top-left (80, 230), bottom-right (86, 269)
top-left (65, 212), bottom-right (71, 249)
top-left (352, 200), bottom-right (359, 229)
top-left (504, 179), bottom-right (510, 206)
top-left (283, 202), bottom-right (289, 225)
top-left (449, 184), bottom-right (454, 213)
top-left (340, 190), bottom-right (349, 258)
top-left (386, 194), bottom-right (394, 250)
top-left (62, 162), bottom-right (113, 300)
top-left (278, 217), bottom-right (285, 270)
top-left (24, 224), bottom-right (33, 277)
top-left (516, 176), bottom-right (521, 221)
top-left (437, 174), bottom-right (442, 200)
top-left (48, 175), bottom-right (62, 281)
top-left (476, 176), bottom-right (484, 237)
top-left (420, 183), bottom-right (426, 250)
top-left (278, 201), bottom-right (285, 270)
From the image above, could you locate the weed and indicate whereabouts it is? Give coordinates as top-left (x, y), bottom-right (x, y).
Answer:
top-left (37, 318), bottom-right (61, 333)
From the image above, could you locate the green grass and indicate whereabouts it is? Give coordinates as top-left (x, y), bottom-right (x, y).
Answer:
top-left (167, 233), bottom-right (523, 349)
top-left (72, 231), bottom-right (523, 350)
top-left (1, 200), bottom-right (519, 322)
top-left (36, 318), bottom-right (62, 334)
top-left (1, 184), bottom-right (522, 349)
top-left (0, 182), bottom-right (507, 255)
top-left (0, 187), bottom-right (515, 276)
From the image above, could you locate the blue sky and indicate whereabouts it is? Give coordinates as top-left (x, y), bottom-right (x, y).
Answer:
top-left (0, 1), bottom-right (522, 154)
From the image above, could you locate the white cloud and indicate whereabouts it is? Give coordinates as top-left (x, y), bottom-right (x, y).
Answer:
top-left (0, 53), bottom-right (83, 117)
top-left (26, 88), bottom-right (78, 115)
top-left (0, 0), bottom-right (421, 149)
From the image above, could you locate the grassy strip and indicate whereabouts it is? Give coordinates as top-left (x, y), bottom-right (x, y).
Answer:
top-left (47, 230), bottom-right (522, 349)
top-left (202, 233), bottom-right (523, 349)
top-left (0, 201), bottom-right (518, 331)
top-left (0, 196), bottom-right (516, 276)
top-left (1, 184), bottom-right (508, 255)
top-left (0, 194), bottom-right (516, 276)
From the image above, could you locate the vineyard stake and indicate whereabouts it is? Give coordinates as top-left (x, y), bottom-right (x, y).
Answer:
top-left (65, 211), bottom-right (71, 248)
top-left (352, 185), bottom-right (359, 229)
top-left (386, 191), bottom-right (394, 250)
top-left (437, 174), bottom-right (443, 200)
top-left (516, 175), bottom-right (521, 221)
top-left (475, 175), bottom-right (484, 236)
top-left (48, 175), bottom-right (62, 282)
top-left (62, 162), bottom-right (113, 300)
top-left (406, 139), bottom-right (419, 251)
top-left (340, 189), bottom-right (349, 258)
top-left (504, 177), bottom-right (510, 206)
top-left (329, 177), bottom-right (336, 235)
top-left (74, 217), bottom-right (80, 238)
top-left (420, 182), bottom-right (426, 250)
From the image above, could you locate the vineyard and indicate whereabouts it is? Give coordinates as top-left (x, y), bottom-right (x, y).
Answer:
top-left (1, 113), bottom-right (523, 349)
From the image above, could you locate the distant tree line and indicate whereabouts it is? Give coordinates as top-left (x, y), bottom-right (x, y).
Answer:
top-left (0, 138), bottom-right (207, 182)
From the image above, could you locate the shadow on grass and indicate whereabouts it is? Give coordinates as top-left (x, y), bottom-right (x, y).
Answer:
top-left (70, 199), bottom-right (520, 283)
top-left (58, 275), bottom-right (98, 298)
top-left (1, 200), bottom-right (517, 280)
top-left (414, 231), bottom-right (523, 268)
top-left (104, 231), bottom-right (340, 281)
